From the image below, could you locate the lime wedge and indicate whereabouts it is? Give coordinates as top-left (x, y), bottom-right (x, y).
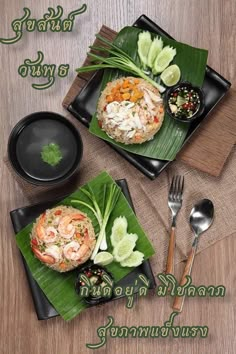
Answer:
top-left (113, 235), bottom-right (136, 262)
top-left (93, 251), bottom-right (114, 266)
top-left (153, 46), bottom-right (177, 74)
top-left (147, 36), bottom-right (163, 69)
top-left (110, 216), bottom-right (128, 247)
top-left (138, 31), bottom-right (152, 68)
top-left (160, 64), bottom-right (181, 87)
top-left (120, 251), bottom-right (144, 267)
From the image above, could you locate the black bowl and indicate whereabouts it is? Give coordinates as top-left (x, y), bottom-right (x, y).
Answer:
top-left (8, 111), bottom-right (83, 186)
top-left (165, 81), bottom-right (205, 123)
top-left (75, 263), bottom-right (114, 306)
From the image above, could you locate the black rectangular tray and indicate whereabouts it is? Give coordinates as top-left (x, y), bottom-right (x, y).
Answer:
top-left (68, 14), bottom-right (231, 179)
top-left (10, 179), bottom-right (156, 320)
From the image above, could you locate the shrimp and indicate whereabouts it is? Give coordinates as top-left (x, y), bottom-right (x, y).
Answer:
top-left (36, 214), bottom-right (58, 243)
top-left (58, 213), bottom-right (85, 239)
top-left (76, 229), bottom-right (96, 264)
top-left (63, 229), bottom-right (95, 264)
top-left (63, 241), bottom-right (81, 261)
top-left (44, 245), bottom-right (61, 262)
top-left (31, 245), bottom-right (56, 265)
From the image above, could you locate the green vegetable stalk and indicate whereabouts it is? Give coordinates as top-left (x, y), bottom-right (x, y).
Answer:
top-left (75, 34), bottom-right (166, 93)
top-left (71, 183), bottom-right (121, 259)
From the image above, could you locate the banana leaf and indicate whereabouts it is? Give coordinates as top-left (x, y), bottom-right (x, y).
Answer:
top-left (15, 171), bottom-right (155, 321)
top-left (89, 26), bottom-right (208, 160)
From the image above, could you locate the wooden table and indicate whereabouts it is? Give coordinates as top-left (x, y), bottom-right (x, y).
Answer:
top-left (0, 1), bottom-right (235, 353)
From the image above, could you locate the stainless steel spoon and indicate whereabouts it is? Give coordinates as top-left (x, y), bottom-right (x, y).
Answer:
top-left (173, 199), bottom-right (214, 312)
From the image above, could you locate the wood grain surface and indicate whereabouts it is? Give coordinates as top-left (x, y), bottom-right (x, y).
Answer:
top-left (0, 1), bottom-right (235, 354)
top-left (165, 227), bottom-right (176, 275)
top-left (173, 247), bottom-right (197, 312)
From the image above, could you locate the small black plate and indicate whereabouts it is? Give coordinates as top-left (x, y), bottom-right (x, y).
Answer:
top-left (10, 179), bottom-right (156, 320)
top-left (68, 15), bottom-right (231, 180)
top-left (8, 111), bottom-right (83, 185)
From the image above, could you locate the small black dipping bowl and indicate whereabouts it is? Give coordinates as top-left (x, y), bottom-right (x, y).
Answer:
top-left (75, 263), bottom-right (114, 306)
top-left (165, 81), bottom-right (205, 123)
top-left (8, 111), bottom-right (83, 186)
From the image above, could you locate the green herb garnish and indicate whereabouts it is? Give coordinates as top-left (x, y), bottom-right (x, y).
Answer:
top-left (41, 143), bottom-right (63, 167)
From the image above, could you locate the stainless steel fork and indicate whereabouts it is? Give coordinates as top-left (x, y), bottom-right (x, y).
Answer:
top-left (165, 175), bottom-right (184, 275)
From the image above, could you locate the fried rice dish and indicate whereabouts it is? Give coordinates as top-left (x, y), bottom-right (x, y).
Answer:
top-left (30, 205), bottom-right (96, 272)
top-left (97, 77), bottom-right (165, 144)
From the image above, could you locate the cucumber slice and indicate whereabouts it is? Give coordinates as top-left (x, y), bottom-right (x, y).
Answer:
top-left (113, 234), bottom-right (136, 262)
top-left (120, 251), bottom-right (144, 267)
top-left (138, 31), bottom-right (152, 68)
top-left (110, 216), bottom-right (128, 247)
top-left (126, 233), bottom-right (138, 243)
top-left (147, 36), bottom-right (163, 69)
top-left (153, 46), bottom-right (177, 74)
top-left (160, 64), bottom-right (181, 86)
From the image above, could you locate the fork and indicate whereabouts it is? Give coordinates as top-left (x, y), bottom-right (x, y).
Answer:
top-left (165, 175), bottom-right (184, 275)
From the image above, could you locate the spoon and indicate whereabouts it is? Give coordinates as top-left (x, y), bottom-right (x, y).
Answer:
top-left (172, 199), bottom-right (214, 312)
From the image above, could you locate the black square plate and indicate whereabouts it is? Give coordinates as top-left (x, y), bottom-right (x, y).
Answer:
top-left (10, 179), bottom-right (156, 320)
top-left (68, 15), bottom-right (231, 179)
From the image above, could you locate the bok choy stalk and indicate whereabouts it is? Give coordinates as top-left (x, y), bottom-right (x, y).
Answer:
top-left (71, 183), bottom-right (121, 260)
top-left (75, 34), bottom-right (166, 93)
